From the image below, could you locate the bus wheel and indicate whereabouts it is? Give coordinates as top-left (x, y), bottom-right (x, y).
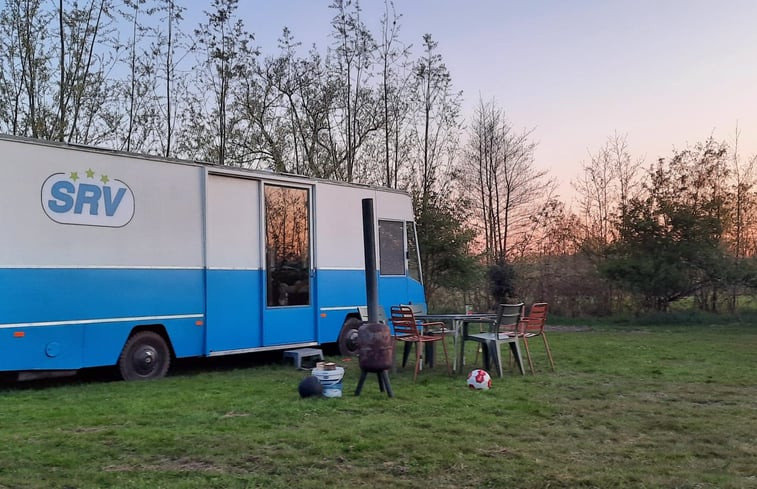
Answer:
top-left (338, 317), bottom-right (363, 357)
top-left (118, 331), bottom-right (171, 381)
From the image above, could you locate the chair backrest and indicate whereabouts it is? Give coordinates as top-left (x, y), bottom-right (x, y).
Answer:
top-left (390, 305), bottom-right (420, 337)
top-left (521, 303), bottom-right (548, 333)
top-left (493, 303), bottom-right (524, 334)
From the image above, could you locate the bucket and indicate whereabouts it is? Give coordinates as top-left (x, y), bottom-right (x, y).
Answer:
top-left (311, 366), bottom-right (345, 398)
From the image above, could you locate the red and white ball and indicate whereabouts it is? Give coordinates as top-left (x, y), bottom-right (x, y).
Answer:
top-left (467, 369), bottom-right (492, 390)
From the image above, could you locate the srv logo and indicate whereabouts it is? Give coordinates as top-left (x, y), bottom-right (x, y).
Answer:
top-left (41, 171), bottom-right (135, 227)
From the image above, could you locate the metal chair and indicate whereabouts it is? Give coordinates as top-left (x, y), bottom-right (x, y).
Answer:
top-left (518, 303), bottom-right (555, 374)
top-left (389, 305), bottom-right (451, 381)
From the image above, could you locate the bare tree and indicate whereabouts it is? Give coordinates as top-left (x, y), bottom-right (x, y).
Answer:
top-left (0, 0), bottom-right (54, 137)
top-left (326, 0), bottom-right (381, 182)
top-left (378, 0), bottom-right (411, 188)
top-left (159, 0), bottom-right (184, 157)
top-left (465, 97), bottom-right (549, 265)
top-left (0, 0), bottom-right (116, 143)
top-left (0, 0), bottom-right (31, 134)
top-left (264, 36), bottom-right (339, 176)
top-left (194, 0), bottom-right (257, 165)
top-left (723, 126), bottom-right (757, 311)
top-left (57, 0), bottom-right (64, 140)
top-left (411, 34), bottom-right (462, 208)
top-left (573, 132), bottom-right (642, 253)
top-left (728, 126), bottom-right (757, 258)
top-left (246, 28), bottom-right (337, 174)
top-left (405, 33), bottom-right (473, 306)
top-left (59, 0), bottom-right (114, 144)
top-left (118, 0), bottom-right (147, 152)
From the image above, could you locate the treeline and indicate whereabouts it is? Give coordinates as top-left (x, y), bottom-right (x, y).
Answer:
top-left (2, 0), bottom-right (756, 315)
top-left (523, 132), bottom-right (757, 316)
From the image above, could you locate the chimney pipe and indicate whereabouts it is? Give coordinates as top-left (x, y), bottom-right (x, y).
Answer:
top-left (362, 198), bottom-right (378, 323)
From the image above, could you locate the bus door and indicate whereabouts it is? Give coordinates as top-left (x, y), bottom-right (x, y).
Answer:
top-left (205, 173), bottom-right (262, 353)
top-left (262, 184), bottom-right (315, 345)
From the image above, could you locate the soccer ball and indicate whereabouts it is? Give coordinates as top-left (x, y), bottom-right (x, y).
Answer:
top-left (467, 369), bottom-right (492, 390)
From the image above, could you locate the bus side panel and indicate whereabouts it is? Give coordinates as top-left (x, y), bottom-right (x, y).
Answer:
top-left (315, 269), bottom-right (365, 343)
top-left (314, 270), bottom-right (425, 344)
top-left (407, 278), bottom-right (426, 308)
top-left (205, 269), bottom-right (263, 353)
top-left (81, 318), bottom-right (205, 368)
top-left (1, 137), bottom-right (206, 373)
top-left (0, 324), bottom-right (84, 371)
top-left (313, 184), bottom-right (371, 343)
top-left (377, 275), bottom-right (422, 312)
top-left (82, 317), bottom-right (204, 367)
top-left (0, 318), bottom-right (205, 373)
top-left (162, 318), bottom-right (206, 358)
top-left (0, 268), bottom-right (205, 371)
top-left (314, 182), bottom-right (428, 343)
top-left (0, 268), bottom-right (203, 324)
top-left (2, 140), bottom-right (205, 271)
top-left (313, 185), bottom-right (374, 272)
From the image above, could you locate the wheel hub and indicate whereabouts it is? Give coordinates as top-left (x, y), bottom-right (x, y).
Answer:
top-left (134, 346), bottom-right (158, 375)
top-left (346, 330), bottom-right (359, 351)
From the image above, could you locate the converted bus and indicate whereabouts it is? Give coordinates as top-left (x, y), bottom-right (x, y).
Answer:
top-left (0, 135), bottom-right (425, 380)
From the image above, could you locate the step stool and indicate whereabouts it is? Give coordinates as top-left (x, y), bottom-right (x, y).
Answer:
top-left (283, 348), bottom-right (324, 369)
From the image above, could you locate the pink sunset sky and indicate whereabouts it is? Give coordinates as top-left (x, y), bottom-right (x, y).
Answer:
top-left (187, 0), bottom-right (757, 202)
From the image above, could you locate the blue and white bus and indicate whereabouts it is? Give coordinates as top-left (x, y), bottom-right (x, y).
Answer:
top-left (0, 135), bottom-right (425, 380)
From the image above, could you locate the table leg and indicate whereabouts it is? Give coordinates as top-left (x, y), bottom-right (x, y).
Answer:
top-left (447, 319), bottom-right (457, 372)
top-left (455, 319), bottom-right (464, 374)
top-left (402, 342), bottom-right (412, 367)
top-left (424, 342), bottom-right (434, 368)
top-left (509, 340), bottom-right (526, 376)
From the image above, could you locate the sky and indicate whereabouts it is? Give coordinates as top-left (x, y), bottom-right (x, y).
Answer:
top-left (187, 0), bottom-right (757, 203)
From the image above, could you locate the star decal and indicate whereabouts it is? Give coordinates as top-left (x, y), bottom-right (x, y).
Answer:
top-left (70, 171), bottom-right (79, 182)
top-left (86, 168), bottom-right (95, 178)
top-left (100, 174), bottom-right (110, 184)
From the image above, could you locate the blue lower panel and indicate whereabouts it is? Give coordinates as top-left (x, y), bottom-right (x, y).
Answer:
top-left (0, 268), bottom-right (204, 323)
top-left (315, 270), bottom-right (426, 344)
top-left (0, 268), bottom-right (205, 371)
top-left (1, 317), bottom-right (204, 371)
top-left (0, 268), bottom-right (426, 371)
top-left (407, 278), bottom-right (425, 306)
top-left (2, 324), bottom-right (85, 371)
top-left (263, 303), bottom-right (315, 346)
top-left (203, 269), bottom-right (317, 350)
top-left (206, 270), bottom-right (263, 353)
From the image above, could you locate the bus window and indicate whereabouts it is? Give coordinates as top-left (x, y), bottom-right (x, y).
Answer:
top-left (378, 220), bottom-right (405, 275)
top-left (406, 221), bottom-right (422, 283)
top-left (265, 185), bottom-right (311, 307)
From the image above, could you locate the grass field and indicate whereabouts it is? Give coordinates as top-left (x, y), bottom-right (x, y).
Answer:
top-left (1, 323), bottom-right (756, 488)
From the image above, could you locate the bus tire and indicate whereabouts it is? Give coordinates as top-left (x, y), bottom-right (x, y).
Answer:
top-left (338, 317), bottom-right (363, 357)
top-left (118, 331), bottom-right (171, 381)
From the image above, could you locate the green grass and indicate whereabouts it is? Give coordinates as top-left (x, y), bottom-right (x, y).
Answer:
top-left (2, 325), bottom-right (756, 488)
